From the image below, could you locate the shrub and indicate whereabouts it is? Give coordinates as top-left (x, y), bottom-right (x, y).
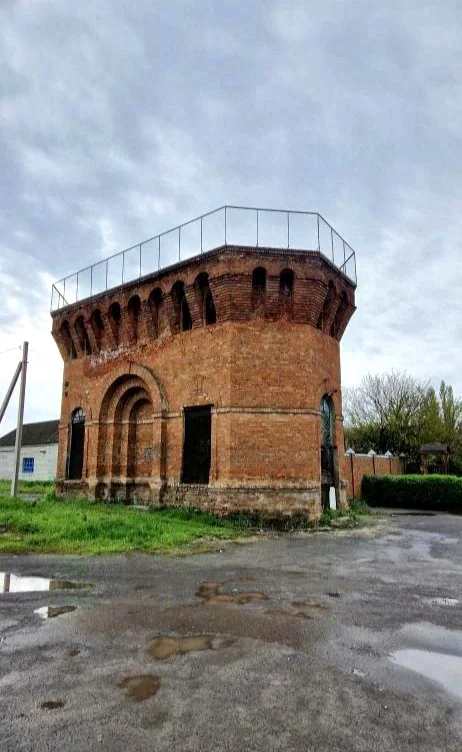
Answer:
top-left (361, 474), bottom-right (462, 512)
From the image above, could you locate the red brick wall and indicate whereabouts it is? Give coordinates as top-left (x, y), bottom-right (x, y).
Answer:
top-left (344, 454), bottom-right (404, 499)
top-left (51, 246), bottom-right (356, 519)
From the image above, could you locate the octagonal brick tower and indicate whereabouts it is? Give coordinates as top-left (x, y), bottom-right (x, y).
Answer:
top-left (51, 207), bottom-right (356, 521)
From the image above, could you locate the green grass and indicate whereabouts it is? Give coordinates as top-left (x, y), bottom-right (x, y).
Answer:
top-left (0, 494), bottom-right (246, 555)
top-left (0, 479), bottom-right (55, 496)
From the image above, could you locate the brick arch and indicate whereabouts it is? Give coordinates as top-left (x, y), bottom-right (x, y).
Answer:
top-left (96, 363), bottom-right (168, 483)
top-left (98, 362), bottom-right (169, 417)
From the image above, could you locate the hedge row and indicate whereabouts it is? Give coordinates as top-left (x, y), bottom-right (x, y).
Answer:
top-left (361, 474), bottom-right (462, 512)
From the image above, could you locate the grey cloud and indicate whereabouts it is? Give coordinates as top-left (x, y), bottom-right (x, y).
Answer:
top-left (1, 0), bottom-right (461, 434)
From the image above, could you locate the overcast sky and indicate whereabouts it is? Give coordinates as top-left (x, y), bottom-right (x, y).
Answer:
top-left (1, 0), bottom-right (461, 436)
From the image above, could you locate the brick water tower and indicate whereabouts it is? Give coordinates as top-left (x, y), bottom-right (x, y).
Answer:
top-left (51, 206), bottom-right (356, 520)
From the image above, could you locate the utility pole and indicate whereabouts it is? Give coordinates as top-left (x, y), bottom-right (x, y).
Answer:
top-left (11, 342), bottom-right (28, 498)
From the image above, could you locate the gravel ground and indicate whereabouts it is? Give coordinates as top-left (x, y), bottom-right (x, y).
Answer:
top-left (1, 512), bottom-right (462, 751)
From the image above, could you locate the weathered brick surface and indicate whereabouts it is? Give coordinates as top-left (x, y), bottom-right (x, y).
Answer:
top-left (52, 245), bottom-right (356, 520)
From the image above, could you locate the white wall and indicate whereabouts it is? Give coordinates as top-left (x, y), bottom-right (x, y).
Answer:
top-left (0, 444), bottom-right (58, 481)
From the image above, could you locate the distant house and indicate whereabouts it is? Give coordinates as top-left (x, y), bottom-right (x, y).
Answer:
top-left (0, 420), bottom-right (59, 481)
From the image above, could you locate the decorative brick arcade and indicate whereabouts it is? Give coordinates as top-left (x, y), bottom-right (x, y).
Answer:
top-left (51, 207), bottom-right (357, 520)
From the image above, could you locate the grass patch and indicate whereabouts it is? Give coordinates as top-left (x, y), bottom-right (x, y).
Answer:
top-left (0, 480), bottom-right (55, 496)
top-left (0, 494), bottom-right (246, 555)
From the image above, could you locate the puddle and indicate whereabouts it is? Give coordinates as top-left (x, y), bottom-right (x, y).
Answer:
top-left (424, 597), bottom-right (459, 607)
top-left (34, 606), bottom-right (77, 619)
top-left (392, 649), bottom-right (462, 700)
top-left (118, 675), bottom-right (161, 702)
top-left (292, 600), bottom-right (329, 611)
top-left (1, 572), bottom-right (89, 593)
top-left (265, 608), bottom-right (312, 620)
top-left (40, 700), bottom-right (65, 711)
top-left (148, 634), bottom-right (235, 659)
top-left (196, 581), bottom-right (268, 605)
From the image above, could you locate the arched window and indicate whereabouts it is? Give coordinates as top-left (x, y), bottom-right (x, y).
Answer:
top-left (148, 287), bottom-right (163, 337)
top-left (108, 302), bottom-right (122, 347)
top-left (330, 292), bottom-right (349, 338)
top-left (195, 272), bottom-right (217, 325)
top-left (74, 316), bottom-right (92, 355)
top-left (320, 396), bottom-right (334, 447)
top-left (171, 281), bottom-right (192, 331)
top-left (90, 309), bottom-right (105, 350)
top-left (279, 268), bottom-right (294, 312)
top-left (251, 267), bottom-right (266, 310)
top-left (127, 295), bottom-right (142, 342)
top-left (60, 320), bottom-right (77, 360)
top-left (67, 408), bottom-right (85, 480)
top-left (316, 281), bottom-right (336, 331)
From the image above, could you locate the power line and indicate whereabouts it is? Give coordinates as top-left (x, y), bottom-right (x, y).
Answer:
top-left (0, 346), bottom-right (22, 357)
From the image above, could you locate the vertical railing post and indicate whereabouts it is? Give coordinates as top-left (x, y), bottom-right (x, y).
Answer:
top-left (331, 228), bottom-right (334, 262)
top-left (63, 278), bottom-right (66, 301)
top-left (343, 240), bottom-right (346, 266)
top-left (224, 206), bottom-right (227, 245)
top-left (317, 214), bottom-right (320, 252)
top-left (256, 209), bottom-right (259, 247)
top-left (287, 211), bottom-right (290, 249)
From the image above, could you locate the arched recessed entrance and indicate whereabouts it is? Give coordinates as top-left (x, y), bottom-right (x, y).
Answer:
top-left (96, 365), bottom-right (167, 501)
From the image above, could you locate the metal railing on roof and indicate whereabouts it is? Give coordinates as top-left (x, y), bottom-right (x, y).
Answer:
top-left (50, 205), bottom-right (357, 312)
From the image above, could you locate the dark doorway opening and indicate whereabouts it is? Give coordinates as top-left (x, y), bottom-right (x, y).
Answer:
top-left (181, 406), bottom-right (212, 484)
top-left (320, 396), bottom-right (335, 509)
top-left (67, 408), bottom-right (85, 480)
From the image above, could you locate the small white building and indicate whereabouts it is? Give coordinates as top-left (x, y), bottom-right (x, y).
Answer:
top-left (0, 420), bottom-right (59, 481)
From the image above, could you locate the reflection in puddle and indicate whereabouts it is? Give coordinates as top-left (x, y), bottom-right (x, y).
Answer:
top-left (1, 572), bottom-right (88, 593)
top-left (424, 597), bottom-right (459, 607)
top-left (196, 581), bottom-right (268, 605)
top-left (34, 606), bottom-right (76, 619)
top-left (265, 608), bottom-right (312, 620)
top-left (119, 675), bottom-right (161, 702)
top-left (148, 634), bottom-right (235, 659)
top-left (292, 600), bottom-right (329, 611)
top-left (40, 700), bottom-right (65, 710)
top-left (392, 649), bottom-right (462, 700)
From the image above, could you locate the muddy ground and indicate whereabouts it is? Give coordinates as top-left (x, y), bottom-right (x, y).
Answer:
top-left (1, 512), bottom-right (462, 751)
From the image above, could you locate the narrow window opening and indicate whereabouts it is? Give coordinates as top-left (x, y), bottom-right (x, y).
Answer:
top-left (251, 267), bottom-right (266, 310)
top-left (181, 405), bottom-right (212, 484)
top-left (60, 321), bottom-right (77, 360)
top-left (108, 302), bottom-right (122, 347)
top-left (195, 273), bottom-right (217, 325)
top-left (172, 281), bottom-right (192, 331)
top-left (127, 295), bottom-right (142, 342)
top-left (90, 309), bottom-right (105, 349)
top-left (330, 292), bottom-right (348, 337)
top-left (148, 288), bottom-right (163, 337)
top-left (67, 408), bottom-right (85, 480)
top-left (317, 281), bottom-right (336, 331)
top-left (74, 316), bottom-right (92, 355)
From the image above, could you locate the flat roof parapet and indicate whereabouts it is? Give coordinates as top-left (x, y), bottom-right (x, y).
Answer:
top-left (51, 206), bottom-right (357, 312)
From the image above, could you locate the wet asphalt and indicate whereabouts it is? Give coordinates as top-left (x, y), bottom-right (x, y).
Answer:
top-left (1, 512), bottom-right (462, 751)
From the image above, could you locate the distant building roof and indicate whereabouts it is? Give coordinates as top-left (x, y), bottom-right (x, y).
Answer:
top-left (420, 443), bottom-right (451, 454)
top-left (0, 420), bottom-right (59, 448)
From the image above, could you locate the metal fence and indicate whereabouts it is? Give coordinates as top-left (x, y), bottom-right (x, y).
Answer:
top-left (50, 205), bottom-right (357, 311)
